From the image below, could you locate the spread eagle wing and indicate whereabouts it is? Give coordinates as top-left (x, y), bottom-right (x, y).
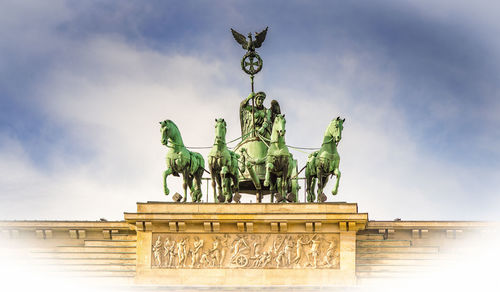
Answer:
top-left (270, 99), bottom-right (281, 124)
top-left (231, 28), bottom-right (248, 50)
top-left (254, 26), bottom-right (268, 48)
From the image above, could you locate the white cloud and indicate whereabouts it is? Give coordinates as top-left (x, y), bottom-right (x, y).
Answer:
top-left (0, 1), bottom-right (498, 221)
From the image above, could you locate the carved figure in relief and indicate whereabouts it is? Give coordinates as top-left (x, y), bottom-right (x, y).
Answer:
top-left (190, 236), bottom-right (204, 268)
top-left (177, 238), bottom-right (188, 267)
top-left (272, 235), bottom-right (284, 253)
top-left (220, 234), bottom-right (229, 266)
top-left (231, 235), bottom-right (249, 262)
top-left (274, 236), bottom-right (293, 268)
top-left (262, 248), bottom-right (273, 267)
top-left (167, 239), bottom-right (176, 267)
top-left (283, 236), bottom-right (293, 266)
top-left (275, 249), bottom-right (285, 268)
top-left (163, 237), bottom-right (170, 264)
top-left (153, 236), bottom-right (163, 266)
top-left (163, 237), bottom-right (173, 267)
top-left (209, 236), bottom-right (221, 267)
top-left (293, 235), bottom-right (309, 265)
top-left (249, 234), bottom-right (266, 267)
top-left (254, 251), bottom-right (270, 267)
top-left (307, 235), bottom-right (322, 268)
top-left (322, 239), bottom-right (338, 267)
top-left (230, 235), bottom-right (251, 267)
top-left (199, 252), bottom-right (211, 267)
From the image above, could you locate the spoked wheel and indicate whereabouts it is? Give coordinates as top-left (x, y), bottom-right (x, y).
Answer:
top-left (236, 255), bottom-right (249, 267)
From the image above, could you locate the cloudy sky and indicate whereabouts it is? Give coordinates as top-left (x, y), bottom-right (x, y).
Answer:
top-left (1, 0), bottom-right (499, 221)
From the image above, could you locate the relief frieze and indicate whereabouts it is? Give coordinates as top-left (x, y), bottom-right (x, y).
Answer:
top-left (151, 233), bottom-right (340, 269)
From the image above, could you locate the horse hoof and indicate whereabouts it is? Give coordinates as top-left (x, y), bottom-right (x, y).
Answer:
top-left (263, 180), bottom-right (270, 187)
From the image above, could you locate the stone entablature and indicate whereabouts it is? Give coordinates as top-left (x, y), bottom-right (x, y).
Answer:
top-left (124, 202), bottom-right (367, 286)
top-left (0, 220), bottom-right (132, 240)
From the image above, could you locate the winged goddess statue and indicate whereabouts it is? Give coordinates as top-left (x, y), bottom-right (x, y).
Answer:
top-left (231, 27), bottom-right (268, 53)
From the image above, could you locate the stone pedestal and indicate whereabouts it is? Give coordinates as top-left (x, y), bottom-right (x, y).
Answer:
top-left (124, 202), bottom-right (368, 286)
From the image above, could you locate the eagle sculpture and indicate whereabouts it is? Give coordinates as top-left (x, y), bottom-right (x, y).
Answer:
top-left (231, 27), bottom-right (268, 53)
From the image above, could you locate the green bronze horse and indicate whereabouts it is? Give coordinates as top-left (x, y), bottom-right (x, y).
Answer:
top-left (263, 114), bottom-right (294, 202)
top-left (160, 120), bottom-right (205, 202)
top-left (208, 118), bottom-right (240, 203)
top-left (305, 117), bottom-right (345, 202)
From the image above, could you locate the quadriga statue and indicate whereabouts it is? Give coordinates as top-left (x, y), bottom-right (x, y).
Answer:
top-left (305, 117), bottom-right (345, 202)
top-left (160, 120), bottom-right (205, 202)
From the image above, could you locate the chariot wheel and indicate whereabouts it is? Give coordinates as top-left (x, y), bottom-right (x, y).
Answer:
top-left (236, 255), bottom-right (249, 267)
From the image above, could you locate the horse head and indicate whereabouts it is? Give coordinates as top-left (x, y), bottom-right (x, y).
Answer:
top-left (214, 118), bottom-right (227, 144)
top-left (328, 117), bottom-right (345, 143)
top-left (160, 119), bottom-right (179, 146)
top-left (273, 114), bottom-right (286, 138)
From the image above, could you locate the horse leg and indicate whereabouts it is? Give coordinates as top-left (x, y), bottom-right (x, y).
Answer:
top-left (283, 173), bottom-right (289, 202)
top-left (276, 177), bottom-right (283, 202)
top-left (282, 160), bottom-right (289, 202)
top-left (306, 174), bottom-right (313, 203)
top-left (221, 166), bottom-right (230, 203)
top-left (224, 175), bottom-right (232, 203)
top-left (279, 174), bottom-right (287, 203)
top-left (310, 177), bottom-right (317, 203)
top-left (269, 173), bottom-right (276, 203)
top-left (317, 168), bottom-right (324, 203)
top-left (305, 163), bottom-right (314, 203)
top-left (216, 174), bottom-right (223, 203)
top-left (194, 170), bottom-right (203, 202)
top-left (163, 168), bottom-right (173, 196)
top-left (182, 175), bottom-right (188, 203)
top-left (264, 159), bottom-right (274, 187)
top-left (332, 168), bottom-right (341, 196)
top-left (209, 158), bottom-right (217, 202)
top-left (187, 175), bottom-right (197, 202)
top-left (320, 175), bottom-right (329, 202)
top-left (232, 172), bottom-right (239, 202)
top-left (225, 171), bottom-right (236, 203)
top-left (210, 170), bottom-right (217, 203)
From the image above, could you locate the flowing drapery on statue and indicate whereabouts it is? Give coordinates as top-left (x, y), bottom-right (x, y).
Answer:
top-left (240, 92), bottom-right (272, 139)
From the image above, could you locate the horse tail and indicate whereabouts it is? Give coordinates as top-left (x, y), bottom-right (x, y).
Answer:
top-left (189, 152), bottom-right (205, 176)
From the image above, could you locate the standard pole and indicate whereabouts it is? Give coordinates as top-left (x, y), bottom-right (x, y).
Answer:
top-left (251, 74), bottom-right (256, 137)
